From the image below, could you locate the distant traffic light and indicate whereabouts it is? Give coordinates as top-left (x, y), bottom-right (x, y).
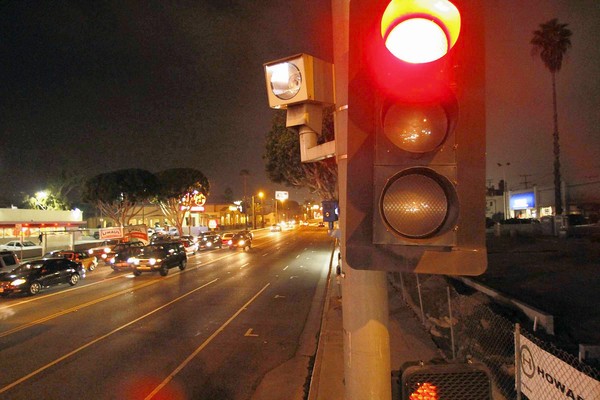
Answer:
top-left (344, 0), bottom-right (487, 275)
top-left (322, 200), bottom-right (339, 222)
top-left (400, 362), bottom-right (492, 400)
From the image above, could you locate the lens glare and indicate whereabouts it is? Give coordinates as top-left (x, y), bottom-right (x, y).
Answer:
top-left (268, 62), bottom-right (302, 100)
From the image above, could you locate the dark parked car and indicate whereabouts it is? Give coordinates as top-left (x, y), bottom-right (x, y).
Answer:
top-left (128, 242), bottom-right (187, 276)
top-left (108, 242), bottom-right (146, 271)
top-left (198, 233), bottom-right (222, 250)
top-left (0, 258), bottom-right (85, 296)
top-left (228, 232), bottom-right (252, 251)
top-left (0, 251), bottom-right (19, 273)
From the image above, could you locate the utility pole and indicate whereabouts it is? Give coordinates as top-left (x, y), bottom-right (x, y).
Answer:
top-left (519, 174), bottom-right (532, 189)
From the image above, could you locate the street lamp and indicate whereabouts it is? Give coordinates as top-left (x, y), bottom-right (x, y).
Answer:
top-left (35, 191), bottom-right (48, 210)
top-left (258, 192), bottom-right (264, 228)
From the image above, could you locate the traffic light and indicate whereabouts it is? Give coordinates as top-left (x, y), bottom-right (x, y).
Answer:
top-left (400, 362), bottom-right (492, 400)
top-left (344, 0), bottom-right (487, 275)
top-left (322, 200), bottom-right (339, 222)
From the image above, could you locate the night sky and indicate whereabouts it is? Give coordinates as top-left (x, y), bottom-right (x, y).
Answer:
top-left (1, 1), bottom-right (598, 205)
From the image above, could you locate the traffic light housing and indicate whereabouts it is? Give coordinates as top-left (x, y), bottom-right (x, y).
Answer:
top-left (400, 362), bottom-right (492, 400)
top-left (344, 0), bottom-right (487, 275)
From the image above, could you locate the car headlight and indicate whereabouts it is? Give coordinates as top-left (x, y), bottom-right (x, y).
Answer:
top-left (149, 258), bottom-right (157, 265)
top-left (206, 242), bottom-right (212, 247)
top-left (103, 247), bottom-right (111, 253)
top-left (88, 249), bottom-right (94, 255)
top-left (129, 258), bottom-right (139, 265)
top-left (228, 240), bottom-right (233, 245)
top-left (239, 240), bottom-right (245, 245)
top-left (109, 258), bottom-right (115, 264)
top-left (11, 278), bottom-right (27, 286)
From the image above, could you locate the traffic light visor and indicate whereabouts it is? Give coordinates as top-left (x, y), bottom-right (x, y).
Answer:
top-left (381, 0), bottom-right (461, 63)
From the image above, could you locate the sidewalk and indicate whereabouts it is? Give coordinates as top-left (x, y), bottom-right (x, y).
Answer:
top-left (308, 273), bottom-right (441, 399)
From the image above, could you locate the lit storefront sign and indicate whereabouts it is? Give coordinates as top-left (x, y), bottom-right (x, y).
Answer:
top-left (510, 192), bottom-right (535, 210)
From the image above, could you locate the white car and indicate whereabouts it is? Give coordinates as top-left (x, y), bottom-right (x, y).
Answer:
top-left (0, 240), bottom-right (42, 251)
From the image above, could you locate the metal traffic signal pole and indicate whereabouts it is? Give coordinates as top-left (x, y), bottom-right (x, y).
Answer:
top-left (332, 1), bottom-right (392, 399)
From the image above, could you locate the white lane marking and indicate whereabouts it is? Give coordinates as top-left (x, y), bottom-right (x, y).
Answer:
top-left (244, 328), bottom-right (259, 337)
top-left (0, 279), bottom-right (220, 396)
top-left (295, 255), bottom-right (300, 259)
top-left (262, 253), bottom-right (269, 257)
top-left (146, 283), bottom-right (271, 399)
top-left (274, 295), bottom-right (286, 299)
top-left (283, 266), bottom-right (289, 271)
top-left (240, 263), bottom-right (250, 269)
top-left (290, 276), bottom-right (298, 280)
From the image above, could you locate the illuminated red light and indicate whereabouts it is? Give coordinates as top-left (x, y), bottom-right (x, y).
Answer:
top-left (386, 18), bottom-right (448, 63)
top-left (381, 0), bottom-right (461, 64)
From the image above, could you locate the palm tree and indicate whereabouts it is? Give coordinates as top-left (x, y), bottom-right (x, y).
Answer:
top-left (531, 18), bottom-right (572, 215)
top-left (239, 169), bottom-right (250, 200)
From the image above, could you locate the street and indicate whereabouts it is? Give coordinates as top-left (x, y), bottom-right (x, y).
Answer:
top-left (0, 226), bottom-right (333, 399)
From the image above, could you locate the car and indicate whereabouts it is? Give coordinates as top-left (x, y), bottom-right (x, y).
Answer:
top-left (221, 232), bottom-right (235, 246)
top-left (128, 242), bottom-right (187, 276)
top-left (87, 239), bottom-right (121, 261)
top-left (168, 227), bottom-right (180, 236)
top-left (270, 224), bottom-right (282, 232)
top-left (107, 242), bottom-right (146, 270)
top-left (198, 233), bottom-right (222, 250)
top-left (317, 222), bottom-right (325, 228)
top-left (228, 232), bottom-right (252, 251)
top-left (151, 234), bottom-right (178, 244)
top-left (180, 238), bottom-right (199, 255)
top-left (0, 258), bottom-right (85, 296)
top-left (239, 229), bottom-right (254, 240)
top-left (0, 251), bottom-right (20, 273)
top-left (180, 235), bottom-right (198, 244)
top-left (44, 250), bottom-right (98, 271)
top-left (104, 241), bottom-right (145, 262)
top-left (0, 240), bottom-right (42, 252)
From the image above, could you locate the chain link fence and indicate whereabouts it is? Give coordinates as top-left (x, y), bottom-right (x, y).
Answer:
top-left (390, 272), bottom-right (600, 400)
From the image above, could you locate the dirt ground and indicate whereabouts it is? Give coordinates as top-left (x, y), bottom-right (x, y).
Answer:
top-left (475, 234), bottom-right (600, 345)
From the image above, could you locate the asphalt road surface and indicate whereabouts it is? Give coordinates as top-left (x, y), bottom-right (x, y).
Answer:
top-left (0, 226), bottom-right (334, 399)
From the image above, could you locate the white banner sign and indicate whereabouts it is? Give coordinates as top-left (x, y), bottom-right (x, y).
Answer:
top-left (518, 334), bottom-right (600, 400)
top-left (275, 191), bottom-right (288, 201)
top-left (99, 227), bottom-right (123, 240)
top-left (99, 225), bottom-right (148, 243)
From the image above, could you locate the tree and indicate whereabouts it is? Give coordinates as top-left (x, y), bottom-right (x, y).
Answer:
top-left (531, 18), bottom-right (572, 215)
top-left (154, 168), bottom-right (210, 236)
top-left (82, 169), bottom-right (159, 226)
top-left (22, 170), bottom-right (83, 210)
top-left (223, 187), bottom-right (234, 203)
top-left (264, 109), bottom-right (338, 200)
